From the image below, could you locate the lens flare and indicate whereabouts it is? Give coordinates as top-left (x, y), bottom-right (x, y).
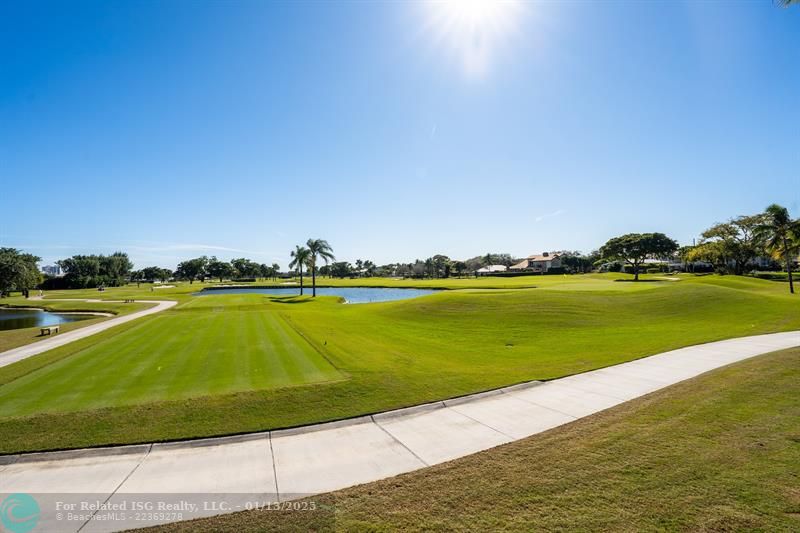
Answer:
top-left (422, 0), bottom-right (525, 77)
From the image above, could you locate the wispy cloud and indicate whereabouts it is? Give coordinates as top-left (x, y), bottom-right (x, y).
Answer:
top-left (126, 243), bottom-right (255, 254)
top-left (6, 241), bottom-right (280, 269)
top-left (534, 209), bottom-right (565, 223)
top-left (8, 242), bottom-right (266, 255)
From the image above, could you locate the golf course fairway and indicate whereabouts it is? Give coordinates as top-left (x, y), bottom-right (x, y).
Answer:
top-left (0, 273), bottom-right (798, 454)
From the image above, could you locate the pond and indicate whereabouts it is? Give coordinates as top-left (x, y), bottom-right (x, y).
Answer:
top-left (0, 308), bottom-right (96, 331)
top-left (195, 287), bottom-right (440, 304)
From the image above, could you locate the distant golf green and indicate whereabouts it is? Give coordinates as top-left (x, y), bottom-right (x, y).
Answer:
top-left (0, 273), bottom-right (798, 453)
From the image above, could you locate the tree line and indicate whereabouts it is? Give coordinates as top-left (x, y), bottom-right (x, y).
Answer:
top-left (598, 204), bottom-right (799, 291)
top-left (0, 251), bottom-right (136, 294)
top-left (680, 204), bottom-right (799, 293)
top-left (172, 256), bottom-right (282, 284)
top-left (1, 204), bottom-right (797, 296)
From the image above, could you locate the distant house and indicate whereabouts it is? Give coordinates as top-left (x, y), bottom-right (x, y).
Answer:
top-left (475, 264), bottom-right (508, 276)
top-left (510, 252), bottom-right (562, 273)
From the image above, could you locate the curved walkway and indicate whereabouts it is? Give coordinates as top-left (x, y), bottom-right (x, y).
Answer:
top-left (0, 299), bottom-right (177, 368)
top-left (0, 330), bottom-right (798, 532)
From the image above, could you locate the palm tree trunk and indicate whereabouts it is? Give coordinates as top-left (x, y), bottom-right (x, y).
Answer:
top-left (299, 268), bottom-right (304, 296)
top-left (785, 237), bottom-right (795, 294)
top-left (312, 266), bottom-right (317, 297)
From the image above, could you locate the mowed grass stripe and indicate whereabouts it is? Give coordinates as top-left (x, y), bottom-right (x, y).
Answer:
top-left (228, 310), bottom-right (252, 394)
top-left (282, 312), bottom-right (341, 382)
top-left (256, 311), bottom-right (298, 387)
top-left (0, 317), bottom-right (166, 414)
top-left (251, 311), bottom-right (291, 389)
top-left (176, 312), bottom-right (230, 398)
top-left (66, 315), bottom-right (185, 410)
top-left (0, 306), bottom-right (341, 418)
top-left (162, 313), bottom-right (222, 399)
top-left (206, 311), bottom-right (248, 396)
top-left (246, 312), bottom-right (269, 390)
top-left (268, 313), bottom-right (315, 385)
top-left (126, 313), bottom-right (221, 403)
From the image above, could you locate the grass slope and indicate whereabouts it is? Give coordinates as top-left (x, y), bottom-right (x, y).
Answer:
top-left (0, 274), bottom-right (797, 454)
top-left (149, 348), bottom-right (800, 532)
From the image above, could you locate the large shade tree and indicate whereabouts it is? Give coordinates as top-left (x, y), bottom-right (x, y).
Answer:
top-left (140, 266), bottom-right (172, 282)
top-left (689, 215), bottom-right (763, 274)
top-left (0, 248), bottom-right (42, 296)
top-left (175, 256), bottom-right (209, 284)
top-left (755, 204), bottom-right (799, 294)
top-left (289, 245), bottom-right (312, 296)
top-left (560, 250), bottom-right (601, 274)
top-left (330, 261), bottom-right (353, 278)
top-left (230, 258), bottom-right (261, 279)
top-left (306, 239), bottom-right (335, 297)
top-left (600, 233), bottom-right (679, 281)
top-left (57, 252), bottom-right (132, 288)
top-left (207, 257), bottom-right (235, 282)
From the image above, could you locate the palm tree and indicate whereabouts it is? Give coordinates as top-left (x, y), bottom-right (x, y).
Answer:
top-left (755, 204), bottom-right (800, 294)
top-left (271, 263), bottom-right (280, 281)
top-left (306, 239), bottom-right (335, 297)
top-left (289, 246), bottom-right (311, 296)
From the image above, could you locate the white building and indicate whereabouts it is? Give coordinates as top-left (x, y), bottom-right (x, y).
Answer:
top-left (41, 265), bottom-right (62, 276)
top-left (475, 264), bottom-right (508, 276)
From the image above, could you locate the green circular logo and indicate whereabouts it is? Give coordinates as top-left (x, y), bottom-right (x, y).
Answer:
top-left (0, 494), bottom-right (40, 533)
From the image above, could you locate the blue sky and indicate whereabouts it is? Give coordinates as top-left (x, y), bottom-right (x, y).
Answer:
top-left (2, 0), bottom-right (798, 269)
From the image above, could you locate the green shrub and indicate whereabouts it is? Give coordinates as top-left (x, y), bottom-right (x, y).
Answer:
top-left (752, 271), bottom-right (789, 281)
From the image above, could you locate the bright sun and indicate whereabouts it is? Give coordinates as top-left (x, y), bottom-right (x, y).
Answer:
top-left (423, 0), bottom-right (525, 77)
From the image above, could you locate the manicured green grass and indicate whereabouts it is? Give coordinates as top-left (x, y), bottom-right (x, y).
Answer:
top-left (147, 348), bottom-right (800, 532)
top-left (0, 299), bottom-right (153, 353)
top-left (32, 272), bottom-right (666, 298)
top-left (0, 274), bottom-right (797, 454)
top-left (221, 272), bottom-right (670, 291)
top-left (0, 295), bottom-right (341, 416)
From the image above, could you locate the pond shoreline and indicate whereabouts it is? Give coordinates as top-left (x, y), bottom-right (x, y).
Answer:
top-left (199, 284), bottom-right (455, 291)
top-left (195, 286), bottom-right (442, 304)
top-left (0, 305), bottom-right (114, 317)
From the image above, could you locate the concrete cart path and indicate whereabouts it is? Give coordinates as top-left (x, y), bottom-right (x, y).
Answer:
top-left (0, 330), bottom-right (798, 532)
top-left (0, 299), bottom-right (177, 368)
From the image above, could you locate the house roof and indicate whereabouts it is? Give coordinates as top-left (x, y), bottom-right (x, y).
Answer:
top-left (526, 253), bottom-right (560, 262)
top-left (510, 253), bottom-right (562, 270)
top-left (476, 264), bottom-right (507, 273)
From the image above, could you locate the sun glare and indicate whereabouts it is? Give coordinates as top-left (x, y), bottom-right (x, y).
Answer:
top-left (423, 0), bottom-right (525, 77)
